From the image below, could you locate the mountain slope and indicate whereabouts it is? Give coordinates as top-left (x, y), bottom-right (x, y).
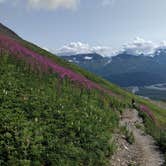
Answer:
top-left (0, 34), bottom-right (121, 165)
top-left (0, 23), bottom-right (21, 40)
top-left (61, 52), bottom-right (166, 87)
top-left (0, 23), bottom-right (165, 165)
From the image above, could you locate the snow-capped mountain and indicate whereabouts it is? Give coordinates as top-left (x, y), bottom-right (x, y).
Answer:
top-left (59, 48), bottom-right (166, 87)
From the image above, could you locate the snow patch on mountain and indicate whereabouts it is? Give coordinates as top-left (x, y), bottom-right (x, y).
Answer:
top-left (84, 56), bottom-right (93, 60)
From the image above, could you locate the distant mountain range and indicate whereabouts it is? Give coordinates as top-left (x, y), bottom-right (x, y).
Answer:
top-left (60, 50), bottom-right (166, 87)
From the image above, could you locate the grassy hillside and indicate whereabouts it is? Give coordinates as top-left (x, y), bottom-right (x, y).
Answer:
top-left (0, 31), bottom-right (165, 165)
top-left (0, 34), bottom-right (126, 165)
top-left (0, 51), bottom-right (123, 165)
top-left (21, 38), bottom-right (166, 126)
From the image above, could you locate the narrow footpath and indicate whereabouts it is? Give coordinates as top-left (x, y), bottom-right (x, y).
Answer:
top-left (110, 109), bottom-right (164, 166)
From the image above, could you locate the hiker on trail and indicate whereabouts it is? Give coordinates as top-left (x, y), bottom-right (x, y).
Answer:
top-left (131, 98), bottom-right (136, 108)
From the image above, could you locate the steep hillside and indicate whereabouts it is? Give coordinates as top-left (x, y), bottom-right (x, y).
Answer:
top-left (0, 23), bottom-right (21, 40)
top-left (0, 24), bottom-right (165, 165)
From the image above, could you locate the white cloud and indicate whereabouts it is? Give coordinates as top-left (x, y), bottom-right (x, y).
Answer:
top-left (0, 0), bottom-right (116, 10)
top-left (55, 39), bottom-right (159, 57)
top-left (122, 37), bottom-right (158, 56)
top-left (28, 0), bottom-right (79, 10)
top-left (0, 0), bottom-right (79, 10)
top-left (55, 38), bottom-right (166, 57)
top-left (157, 40), bottom-right (166, 49)
top-left (55, 42), bottom-right (118, 57)
top-left (55, 42), bottom-right (91, 56)
top-left (122, 37), bottom-right (166, 56)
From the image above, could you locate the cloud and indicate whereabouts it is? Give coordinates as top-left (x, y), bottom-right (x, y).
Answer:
top-left (55, 38), bottom-right (161, 57)
top-left (157, 40), bottom-right (166, 49)
top-left (122, 37), bottom-right (158, 56)
top-left (28, 0), bottom-right (79, 10)
top-left (0, 0), bottom-right (115, 10)
top-left (55, 38), bottom-right (166, 57)
top-left (122, 37), bottom-right (166, 56)
top-left (55, 42), bottom-right (118, 57)
top-left (0, 0), bottom-right (79, 10)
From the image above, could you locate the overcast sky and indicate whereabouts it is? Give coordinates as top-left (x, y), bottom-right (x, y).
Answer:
top-left (1, 0), bottom-right (166, 54)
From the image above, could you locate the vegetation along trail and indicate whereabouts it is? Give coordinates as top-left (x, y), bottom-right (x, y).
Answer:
top-left (111, 109), bottom-right (164, 166)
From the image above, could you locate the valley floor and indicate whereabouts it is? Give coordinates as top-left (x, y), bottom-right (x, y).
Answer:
top-left (110, 109), bottom-right (164, 166)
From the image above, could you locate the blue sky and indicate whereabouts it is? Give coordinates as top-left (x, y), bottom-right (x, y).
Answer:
top-left (1, 0), bottom-right (166, 56)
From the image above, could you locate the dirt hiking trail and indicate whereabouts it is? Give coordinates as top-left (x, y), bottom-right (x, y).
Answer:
top-left (110, 109), bottom-right (164, 166)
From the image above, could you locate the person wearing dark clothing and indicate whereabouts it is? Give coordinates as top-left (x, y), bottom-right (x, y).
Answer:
top-left (132, 98), bottom-right (136, 108)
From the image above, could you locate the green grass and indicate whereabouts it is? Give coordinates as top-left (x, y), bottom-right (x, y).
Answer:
top-left (0, 53), bottom-right (125, 165)
top-left (21, 38), bottom-right (166, 127)
top-left (120, 126), bottom-right (135, 144)
top-left (20, 38), bottom-right (166, 161)
top-left (0, 36), bottom-right (166, 165)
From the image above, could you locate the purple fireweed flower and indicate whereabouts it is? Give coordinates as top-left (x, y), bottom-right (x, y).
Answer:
top-left (0, 34), bottom-right (116, 97)
top-left (140, 105), bottom-right (156, 123)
